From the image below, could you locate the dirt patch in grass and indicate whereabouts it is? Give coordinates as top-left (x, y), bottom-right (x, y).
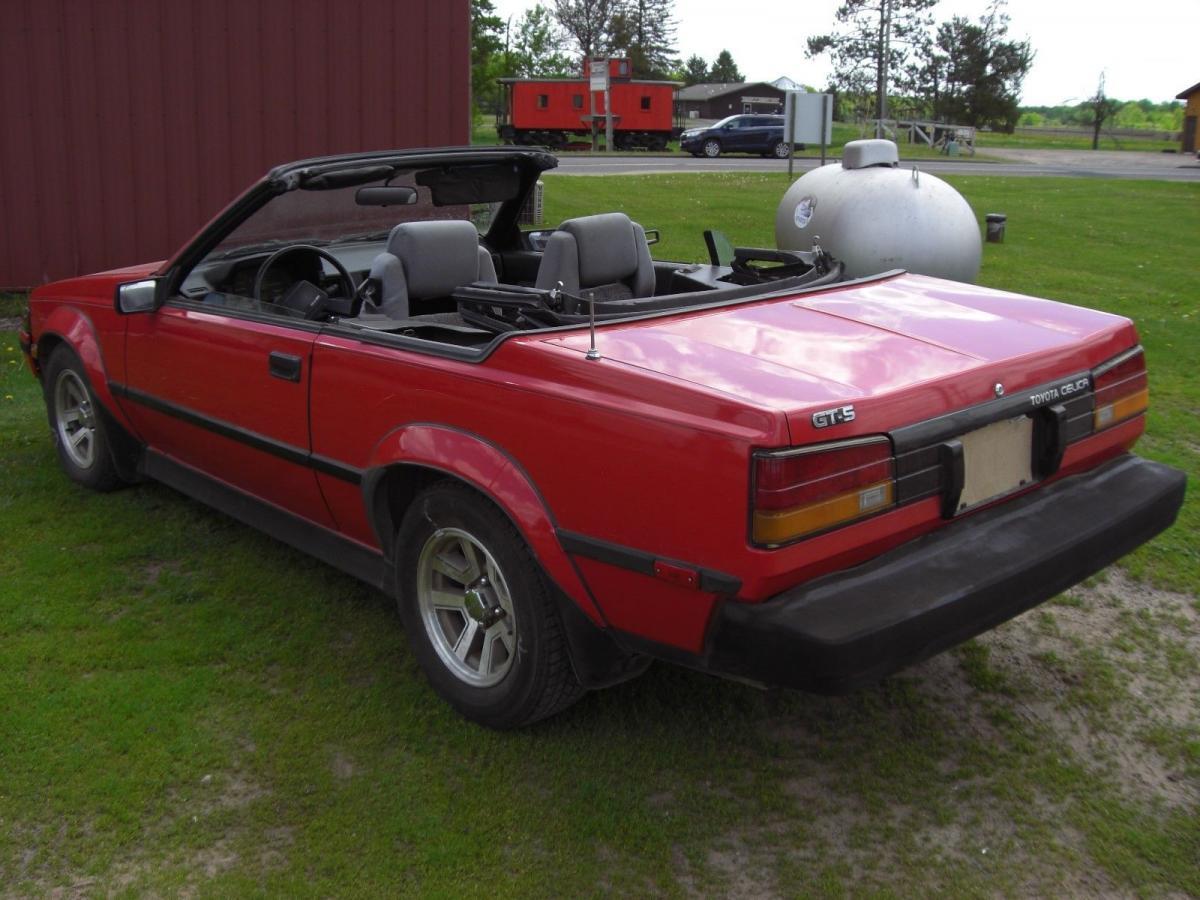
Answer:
top-left (331, 750), bottom-right (358, 780)
top-left (981, 571), bottom-right (1199, 810)
top-left (665, 567), bottom-right (1197, 896)
top-left (5, 771), bottom-right (281, 898)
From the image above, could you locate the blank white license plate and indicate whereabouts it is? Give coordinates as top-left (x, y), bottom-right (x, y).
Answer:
top-left (955, 416), bottom-right (1034, 513)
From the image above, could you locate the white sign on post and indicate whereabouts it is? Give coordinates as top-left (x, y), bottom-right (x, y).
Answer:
top-left (785, 91), bottom-right (832, 145)
top-left (589, 59), bottom-right (609, 93)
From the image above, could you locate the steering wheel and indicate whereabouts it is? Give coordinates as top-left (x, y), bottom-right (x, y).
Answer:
top-left (252, 244), bottom-right (357, 310)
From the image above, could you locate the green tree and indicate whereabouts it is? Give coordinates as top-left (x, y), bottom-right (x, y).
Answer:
top-left (683, 54), bottom-right (709, 85)
top-left (552, 0), bottom-right (619, 60)
top-left (921, 1), bottom-right (1033, 131)
top-left (1081, 73), bottom-right (1121, 149)
top-left (1112, 101), bottom-right (1149, 130)
top-left (608, 0), bottom-right (679, 79)
top-left (471, 0), bottom-right (505, 114)
top-left (708, 49), bottom-right (743, 83)
top-left (807, 0), bottom-right (937, 126)
top-left (508, 4), bottom-right (575, 77)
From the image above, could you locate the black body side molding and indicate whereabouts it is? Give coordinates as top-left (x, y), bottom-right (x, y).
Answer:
top-left (141, 450), bottom-right (391, 593)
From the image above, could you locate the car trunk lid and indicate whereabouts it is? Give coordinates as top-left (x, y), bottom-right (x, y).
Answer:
top-left (545, 272), bottom-right (1137, 442)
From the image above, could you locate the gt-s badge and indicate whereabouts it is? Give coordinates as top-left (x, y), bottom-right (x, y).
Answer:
top-left (812, 405), bottom-right (855, 428)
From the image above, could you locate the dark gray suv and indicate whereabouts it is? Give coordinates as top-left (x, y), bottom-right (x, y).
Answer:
top-left (678, 115), bottom-right (796, 158)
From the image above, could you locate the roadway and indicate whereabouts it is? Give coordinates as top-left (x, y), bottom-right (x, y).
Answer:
top-left (547, 148), bottom-right (1200, 182)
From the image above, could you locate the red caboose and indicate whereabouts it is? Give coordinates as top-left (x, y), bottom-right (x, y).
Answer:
top-left (497, 59), bottom-right (678, 150)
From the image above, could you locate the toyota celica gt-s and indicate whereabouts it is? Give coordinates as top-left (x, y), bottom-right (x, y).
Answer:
top-left (19, 146), bottom-right (1185, 728)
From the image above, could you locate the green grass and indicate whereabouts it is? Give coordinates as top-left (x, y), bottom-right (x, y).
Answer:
top-left (975, 129), bottom-right (1181, 153)
top-left (2, 175), bottom-right (1198, 895)
top-left (0, 292), bottom-right (27, 318)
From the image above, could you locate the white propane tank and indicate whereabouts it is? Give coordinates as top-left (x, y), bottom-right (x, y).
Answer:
top-left (775, 139), bottom-right (982, 283)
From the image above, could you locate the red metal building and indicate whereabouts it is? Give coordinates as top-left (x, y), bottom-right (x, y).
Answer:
top-left (0, 0), bottom-right (470, 289)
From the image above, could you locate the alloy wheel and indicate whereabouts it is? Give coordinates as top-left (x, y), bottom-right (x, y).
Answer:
top-left (54, 368), bottom-right (97, 469)
top-left (416, 527), bottom-right (518, 687)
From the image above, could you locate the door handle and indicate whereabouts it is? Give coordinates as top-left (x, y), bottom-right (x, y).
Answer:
top-left (268, 351), bottom-right (302, 382)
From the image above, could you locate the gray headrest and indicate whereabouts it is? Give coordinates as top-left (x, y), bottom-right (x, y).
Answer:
top-left (385, 220), bottom-right (482, 300)
top-left (561, 213), bottom-right (641, 286)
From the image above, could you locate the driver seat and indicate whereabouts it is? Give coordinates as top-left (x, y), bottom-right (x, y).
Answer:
top-left (534, 212), bottom-right (655, 301)
top-left (366, 220), bottom-right (497, 318)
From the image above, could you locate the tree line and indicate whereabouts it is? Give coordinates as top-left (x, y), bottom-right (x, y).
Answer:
top-left (806, 0), bottom-right (1036, 132)
top-left (473, 0), bottom-right (1181, 136)
top-left (473, 0), bottom-right (1034, 129)
top-left (1019, 99), bottom-right (1184, 133)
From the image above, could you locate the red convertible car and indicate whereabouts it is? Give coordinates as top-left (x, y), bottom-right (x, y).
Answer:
top-left (19, 147), bottom-right (1185, 728)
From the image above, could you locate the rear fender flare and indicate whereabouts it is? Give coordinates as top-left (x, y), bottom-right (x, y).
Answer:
top-left (363, 423), bottom-right (604, 624)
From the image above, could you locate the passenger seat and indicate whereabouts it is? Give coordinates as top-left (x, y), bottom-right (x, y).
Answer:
top-left (365, 219), bottom-right (497, 319)
top-left (535, 212), bottom-right (655, 302)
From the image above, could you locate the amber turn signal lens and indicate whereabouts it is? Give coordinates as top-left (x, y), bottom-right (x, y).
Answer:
top-left (753, 479), bottom-right (894, 545)
top-left (1093, 348), bottom-right (1148, 431)
top-left (752, 437), bottom-right (896, 545)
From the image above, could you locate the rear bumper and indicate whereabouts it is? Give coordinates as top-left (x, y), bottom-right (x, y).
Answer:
top-left (700, 454), bottom-right (1185, 692)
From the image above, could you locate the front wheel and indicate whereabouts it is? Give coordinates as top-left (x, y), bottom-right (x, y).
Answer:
top-left (42, 344), bottom-right (124, 492)
top-left (772, 140), bottom-right (792, 159)
top-left (396, 481), bottom-right (584, 729)
top-left (703, 139), bottom-right (722, 158)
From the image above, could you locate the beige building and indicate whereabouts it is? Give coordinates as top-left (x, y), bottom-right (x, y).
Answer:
top-left (1177, 81), bottom-right (1200, 153)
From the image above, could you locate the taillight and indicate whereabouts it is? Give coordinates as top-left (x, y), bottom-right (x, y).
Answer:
top-left (752, 437), bottom-right (896, 546)
top-left (1093, 347), bottom-right (1148, 431)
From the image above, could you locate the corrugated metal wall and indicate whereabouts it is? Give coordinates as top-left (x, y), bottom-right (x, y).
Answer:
top-left (0, 0), bottom-right (470, 288)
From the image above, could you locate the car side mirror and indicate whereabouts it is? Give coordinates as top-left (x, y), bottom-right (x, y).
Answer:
top-left (115, 278), bottom-right (160, 314)
top-left (524, 229), bottom-right (555, 252)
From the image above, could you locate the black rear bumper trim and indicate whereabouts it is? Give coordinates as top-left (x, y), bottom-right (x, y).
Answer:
top-left (641, 455), bottom-right (1184, 693)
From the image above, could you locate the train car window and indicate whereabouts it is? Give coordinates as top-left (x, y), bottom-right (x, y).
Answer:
top-left (537, 94), bottom-right (549, 109)
top-left (641, 96), bottom-right (651, 110)
top-left (572, 94), bottom-right (583, 109)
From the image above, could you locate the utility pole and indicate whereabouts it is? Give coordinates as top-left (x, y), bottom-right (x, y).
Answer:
top-left (876, 0), bottom-right (890, 139)
top-left (604, 79), bottom-right (613, 152)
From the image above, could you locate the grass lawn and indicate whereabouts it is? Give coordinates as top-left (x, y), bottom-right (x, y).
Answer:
top-left (2, 176), bottom-right (1198, 896)
top-left (976, 129), bottom-right (1181, 154)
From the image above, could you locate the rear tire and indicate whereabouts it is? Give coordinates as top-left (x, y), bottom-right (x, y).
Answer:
top-left (42, 344), bottom-right (124, 492)
top-left (395, 481), bottom-right (584, 729)
top-left (772, 140), bottom-right (792, 159)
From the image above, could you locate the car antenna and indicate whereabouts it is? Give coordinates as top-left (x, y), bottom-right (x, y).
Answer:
top-left (577, 283), bottom-right (600, 361)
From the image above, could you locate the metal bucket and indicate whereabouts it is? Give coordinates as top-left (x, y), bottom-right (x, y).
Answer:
top-left (986, 213), bottom-right (1007, 243)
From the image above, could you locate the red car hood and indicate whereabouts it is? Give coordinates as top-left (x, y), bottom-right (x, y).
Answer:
top-left (32, 260), bottom-right (165, 302)
top-left (546, 273), bottom-right (1138, 443)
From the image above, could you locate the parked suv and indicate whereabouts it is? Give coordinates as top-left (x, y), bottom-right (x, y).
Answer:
top-left (679, 115), bottom-right (796, 158)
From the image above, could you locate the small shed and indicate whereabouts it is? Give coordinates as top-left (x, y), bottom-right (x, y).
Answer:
top-left (674, 82), bottom-right (788, 120)
top-left (1177, 81), bottom-right (1199, 153)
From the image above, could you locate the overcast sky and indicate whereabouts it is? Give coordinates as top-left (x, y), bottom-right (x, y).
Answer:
top-left (488, 0), bottom-right (1195, 106)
